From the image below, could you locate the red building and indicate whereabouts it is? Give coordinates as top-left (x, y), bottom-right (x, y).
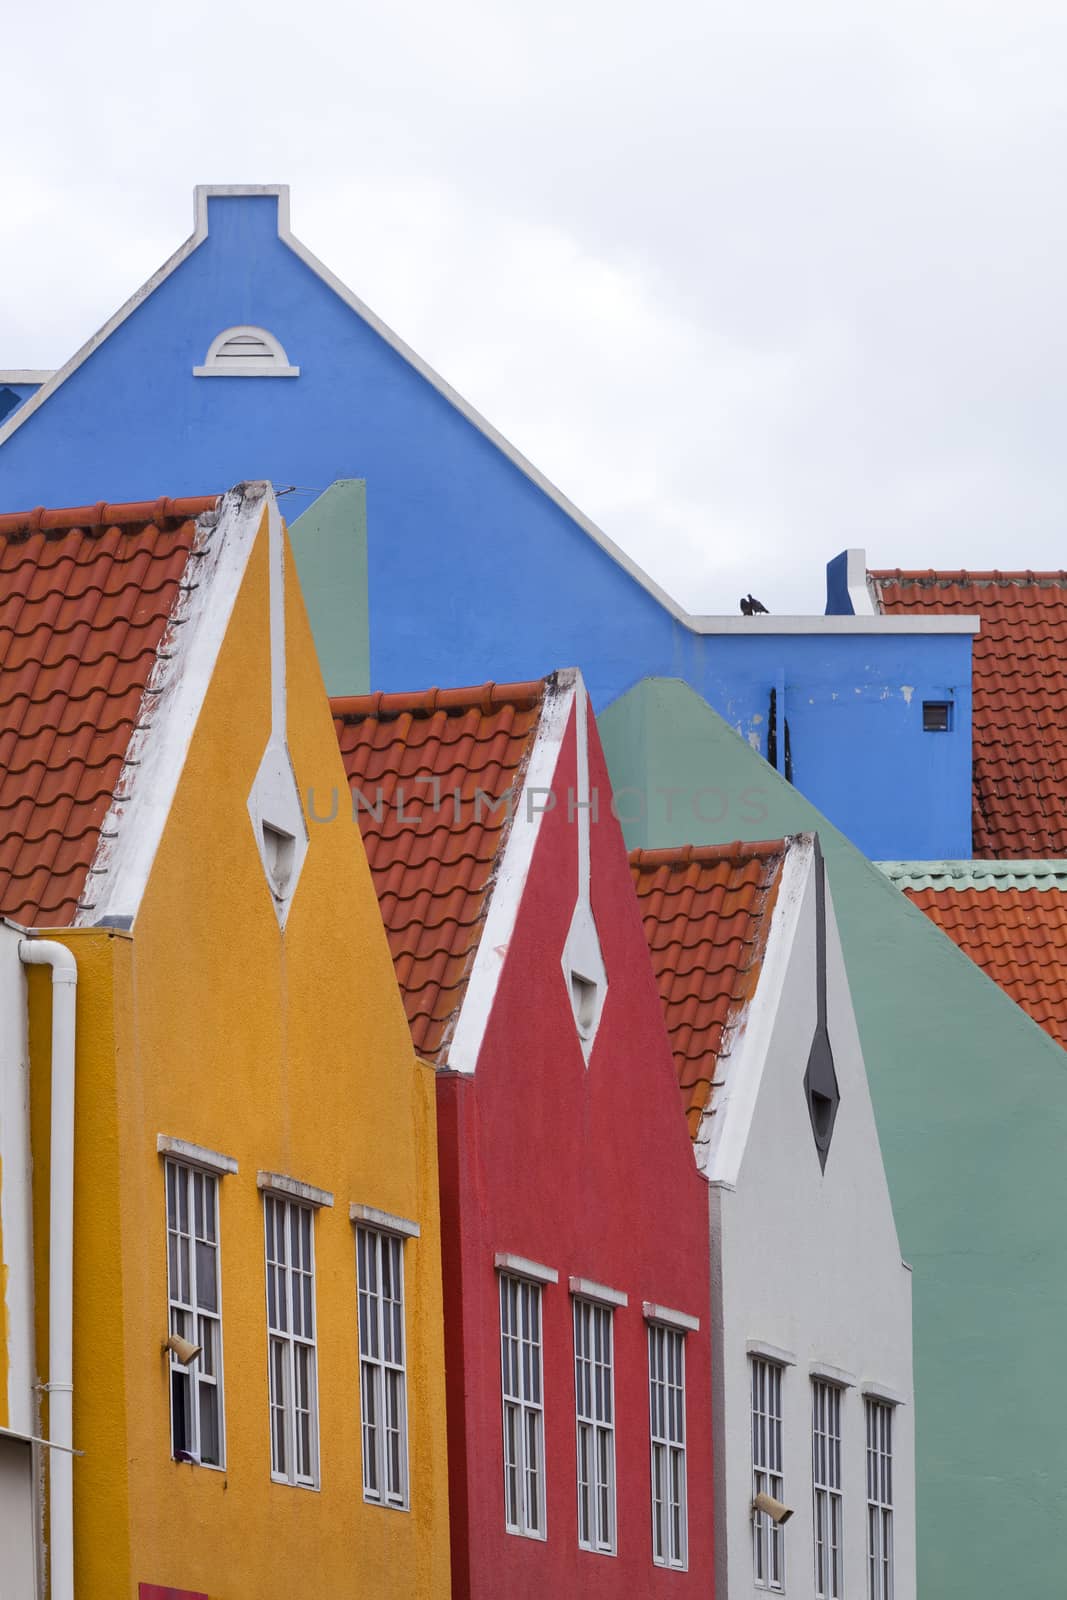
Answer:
top-left (333, 671), bottom-right (714, 1599)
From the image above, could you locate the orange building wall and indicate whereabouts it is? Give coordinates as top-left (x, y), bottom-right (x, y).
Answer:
top-left (26, 506), bottom-right (450, 1599)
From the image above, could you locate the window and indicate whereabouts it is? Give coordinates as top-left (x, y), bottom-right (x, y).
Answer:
top-left (574, 1299), bottom-right (616, 1553)
top-left (165, 1160), bottom-right (225, 1467)
top-left (500, 1274), bottom-right (546, 1537)
top-left (264, 1195), bottom-right (319, 1486)
top-left (922, 700), bottom-right (952, 732)
top-left (813, 1380), bottom-right (843, 1599)
top-left (752, 1357), bottom-right (785, 1589)
top-left (866, 1400), bottom-right (894, 1600)
top-left (648, 1323), bottom-right (688, 1569)
top-left (356, 1226), bottom-right (409, 1508)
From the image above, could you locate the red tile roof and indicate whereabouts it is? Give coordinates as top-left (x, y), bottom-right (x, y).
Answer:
top-left (331, 680), bottom-right (549, 1061)
top-left (0, 497), bottom-right (218, 925)
top-left (881, 862), bottom-right (1067, 1053)
top-left (629, 840), bottom-right (788, 1138)
top-left (871, 569), bottom-right (1067, 857)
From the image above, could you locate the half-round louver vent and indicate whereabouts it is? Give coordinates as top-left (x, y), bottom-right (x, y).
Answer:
top-left (194, 326), bottom-right (299, 377)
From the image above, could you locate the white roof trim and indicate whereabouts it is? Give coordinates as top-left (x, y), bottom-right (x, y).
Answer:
top-left (349, 1202), bottom-right (420, 1239)
top-left (696, 835), bottom-right (814, 1184)
top-left (0, 370), bottom-right (53, 385)
top-left (569, 1276), bottom-right (628, 1308)
top-left (75, 483), bottom-right (270, 928)
top-left (642, 1301), bottom-right (700, 1333)
top-left (495, 1252), bottom-right (559, 1285)
top-left (844, 548), bottom-right (877, 615)
top-left (746, 1339), bottom-right (797, 1367)
top-left (685, 614), bottom-right (980, 635)
top-left (443, 670), bottom-right (578, 1074)
top-left (157, 1135), bottom-right (238, 1176)
top-left (0, 187), bottom-right (222, 448)
top-left (257, 1170), bottom-right (334, 1209)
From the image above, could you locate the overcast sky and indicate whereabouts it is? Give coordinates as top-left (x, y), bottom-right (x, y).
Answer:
top-left (3, 0), bottom-right (1064, 613)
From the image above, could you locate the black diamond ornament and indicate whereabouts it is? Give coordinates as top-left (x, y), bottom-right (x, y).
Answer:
top-left (804, 1020), bottom-right (840, 1172)
top-left (804, 837), bottom-right (840, 1172)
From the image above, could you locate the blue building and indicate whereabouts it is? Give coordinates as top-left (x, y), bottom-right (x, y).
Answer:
top-left (0, 185), bottom-right (976, 859)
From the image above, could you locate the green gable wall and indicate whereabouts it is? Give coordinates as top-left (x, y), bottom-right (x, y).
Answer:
top-left (289, 479), bottom-right (369, 695)
top-left (598, 676), bottom-right (1067, 1600)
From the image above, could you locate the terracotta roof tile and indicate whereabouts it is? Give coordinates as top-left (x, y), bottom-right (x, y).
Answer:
top-left (332, 680), bottom-right (549, 1060)
top-left (0, 496), bottom-right (218, 924)
top-left (881, 861), bottom-right (1067, 1053)
top-left (870, 569), bottom-right (1067, 856)
top-left (629, 840), bottom-right (788, 1138)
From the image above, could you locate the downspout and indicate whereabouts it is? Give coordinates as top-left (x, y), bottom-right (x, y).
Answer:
top-left (19, 938), bottom-right (77, 1600)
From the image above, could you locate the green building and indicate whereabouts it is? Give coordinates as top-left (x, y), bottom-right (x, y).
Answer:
top-left (599, 676), bottom-right (1067, 1600)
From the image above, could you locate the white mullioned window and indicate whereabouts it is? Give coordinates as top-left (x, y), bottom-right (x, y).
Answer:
top-left (574, 1298), bottom-right (616, 1553)
top-left (356, 1226), bottom-right (409, 1508)
top-left (500, 1274), bottom-right (546, 1538)
top-left (165, 1159), bottom-right (225, 1467)
top-left (866, 1399), bottom-right (894, 1600)
top-left (264, 1195), bottom-right (319, 1487)
top-left (813, 1380), bottom-right (844, 1598)
top-left (752, 1357), bottom-right (786, 1589)
top-left (648, 1323), bottom-right (688, 1569)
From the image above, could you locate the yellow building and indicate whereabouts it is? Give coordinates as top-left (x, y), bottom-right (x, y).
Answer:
top-left (0, 486), bottom-right (450, 1598)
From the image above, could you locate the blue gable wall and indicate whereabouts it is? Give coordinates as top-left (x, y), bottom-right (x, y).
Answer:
top-left (0, 188), bottom-right (973, 859)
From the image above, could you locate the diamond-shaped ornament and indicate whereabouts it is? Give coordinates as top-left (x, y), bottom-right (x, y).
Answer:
top-left (247, 737), bottom-right (308, 929)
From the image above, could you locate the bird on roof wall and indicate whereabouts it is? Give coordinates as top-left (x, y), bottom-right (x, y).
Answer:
top-left (740, 594), bottom-right (769, 615)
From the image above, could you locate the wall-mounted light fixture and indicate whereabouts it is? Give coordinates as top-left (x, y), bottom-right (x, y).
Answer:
top-left (753, 1490), bottom-right (794, 1525)
top-left (163, 1332), bottom-right (201, 1366)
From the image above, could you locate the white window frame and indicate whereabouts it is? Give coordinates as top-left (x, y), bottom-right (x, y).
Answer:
top-left (165, 1158), bottom-right (226, 1468)
top-left (499, 1271), bottom-right (547, 1539)
top-left (813, 1379), bottom-right (844, 1599)
top-left (866, 1398), bottom-right (894, 1600)
top-left (356, 1224), bottom-right (410, 1510)
top-left (263, 1194), bottom-right (320, 1488)
top-left (752, 1356), bottom-right (786, 1590)
top-left (573, 1297), bottom-right (617, 1554)
top-left (648, 1320), bottom-right (688, 1570)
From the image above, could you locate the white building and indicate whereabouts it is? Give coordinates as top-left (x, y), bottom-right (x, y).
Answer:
top-left (632, 832), bottom-right (915, 1600)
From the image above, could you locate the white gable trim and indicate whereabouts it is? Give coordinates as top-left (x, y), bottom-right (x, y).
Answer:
top-left (0, 370), bottom-right (53, 385)
top-left (698, 834), bottom-right (814, 1185)
top-left (75, 483), bottom-right (271, 928)
top-left (443, 670), bottom-right (578, 1074)
top-left (0, 193), bottom-right (217, 449)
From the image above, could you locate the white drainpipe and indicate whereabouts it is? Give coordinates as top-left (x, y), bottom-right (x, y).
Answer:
top-left (20, 938), bottom-right (78, 1600)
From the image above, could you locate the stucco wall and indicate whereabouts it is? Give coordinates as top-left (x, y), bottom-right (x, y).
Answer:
top-left (439, 703), bottom-right (715, 1599)
top-left (598, 676), bottom-right (1067, 1600)
top-left (713, 849), bottom-right (914, 1600)
top-left (23, 511), bottom-right (451, 1599)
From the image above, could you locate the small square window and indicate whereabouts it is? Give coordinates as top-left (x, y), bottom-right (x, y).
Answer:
top-left (922, 701), bottom-right (952, 732)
